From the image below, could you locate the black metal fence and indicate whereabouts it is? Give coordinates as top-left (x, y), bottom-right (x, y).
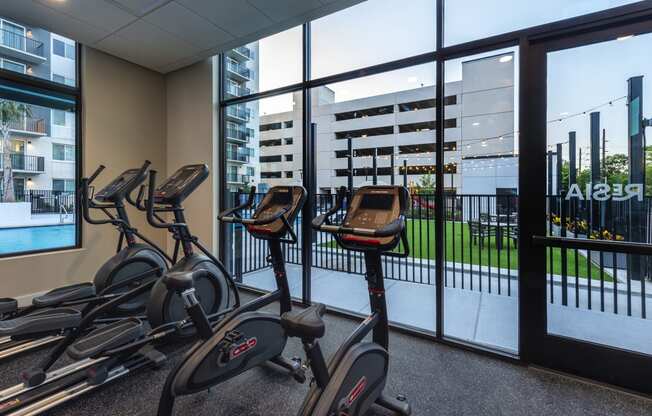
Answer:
top-left (0, 189), bottom-right (75, 214)
top-left (225, 190), bottom-right (652, 319)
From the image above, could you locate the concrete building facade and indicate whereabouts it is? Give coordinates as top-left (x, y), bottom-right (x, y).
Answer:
top-left (255, 52), bottom-right (518, 196)
top-left (0, 17), bottom-right (76, 199)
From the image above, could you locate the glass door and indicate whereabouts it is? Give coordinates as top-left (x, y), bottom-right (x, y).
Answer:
top-left (522, 21), bottom-right (652, 393)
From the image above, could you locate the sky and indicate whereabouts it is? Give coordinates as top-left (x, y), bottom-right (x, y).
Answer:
top-left (246, 0), bottom-right (651, 170)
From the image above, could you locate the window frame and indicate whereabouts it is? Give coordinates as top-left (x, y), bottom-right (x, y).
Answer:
top-left (0, 33), bottom-right (82, 258)
top-left (218, 0), bottom-right (652, 363)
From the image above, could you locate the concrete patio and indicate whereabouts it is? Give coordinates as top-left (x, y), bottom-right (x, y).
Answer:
top-left (243, 263), bottom-right (652, 356)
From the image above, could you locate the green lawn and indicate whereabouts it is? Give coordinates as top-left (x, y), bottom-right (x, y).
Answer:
top-left (321, 219), bottom-right (609, 281)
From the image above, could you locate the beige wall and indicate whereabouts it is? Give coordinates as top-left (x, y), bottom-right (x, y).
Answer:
top-left (165, 58), bottom-right (218, 253)
top-left (0, 47), bottom-right (168, 299)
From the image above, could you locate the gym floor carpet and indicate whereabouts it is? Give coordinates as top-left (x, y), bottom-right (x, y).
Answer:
top-left (1, 292), bottom-right (651, 416)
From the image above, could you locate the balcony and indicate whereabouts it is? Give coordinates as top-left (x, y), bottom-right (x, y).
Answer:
top-left (7, 116), bottom-right (47, 136)
top-left (0, 153), bottom-right (45, 173)
top-left (226, 127), bottom-right (254, 143)
top-left (225, 83), bottom-right (251, 98)
top-left (226, 173), bottom-right (252, 184)
top-left (226, 46), bottom-right (253, 61)
top-left (0, 29), bottom-right (46, 64)
top-left (226, 105), bottom-right (251, 122)
top-left (226, 146), bottom-right (254, 163)
top-left (225, 60), bottom-right (252, 81)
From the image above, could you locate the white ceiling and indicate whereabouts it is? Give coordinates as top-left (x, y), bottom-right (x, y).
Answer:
top-left (0, 0), bottom-right (364, 73)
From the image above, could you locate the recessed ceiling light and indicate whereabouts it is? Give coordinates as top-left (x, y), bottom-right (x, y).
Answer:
top-left (408, 76), bottom-right (418, 83)
top-left (499, 55), bottom-right (513, 63)
top-left (617, 34), bottom-right (634, 41)
top-left (472, 122), bottom-right (480, 126)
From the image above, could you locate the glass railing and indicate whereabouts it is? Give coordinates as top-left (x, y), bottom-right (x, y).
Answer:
top-left (1, 29), bottom-right (44, 57)
top-left (226, 60), bottom-right (251, 79)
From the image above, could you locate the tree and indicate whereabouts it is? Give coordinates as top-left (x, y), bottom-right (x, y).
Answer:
top-left (416, 173), bottom-right (436, 193)
top-left (0, 100), bottom-right (31, 202)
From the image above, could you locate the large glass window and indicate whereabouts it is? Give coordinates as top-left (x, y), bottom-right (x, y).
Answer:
top-left (444, 0), bottom-right (642, 46)
top-left (223, 26), bottom-right (301, 98)
top-left (0, 18), bottom-right (77, 87)
top-left (223, 93), bottom-right (303, 297)
top-left (311, 0), bottom-right (436, 79)
top-left (0, 18), bottom-right (79, 256)
top-left (444, 48), bottom-right (519, 354)
top-left (311, 64), bottom-right (437, 331)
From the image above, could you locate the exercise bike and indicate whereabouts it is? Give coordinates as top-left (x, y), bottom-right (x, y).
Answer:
top-left (0, 161), bottom-right (170, 362)
top-left (156, 184), bottom-right (308, 416)
top-left (0, 165), bottom-right (236, 416)
top-left (281, 185), bottom-right (412, 416)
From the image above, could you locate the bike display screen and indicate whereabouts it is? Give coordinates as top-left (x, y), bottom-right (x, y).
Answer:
top-left (359, 193), bottom-right (393, 210)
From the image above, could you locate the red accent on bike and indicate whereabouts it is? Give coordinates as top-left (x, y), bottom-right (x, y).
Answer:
top-left (368, 287), bottom-right (385, 295)
top-left (230, 337), bottom-right (258, 360)
top-left (346, 376), bottom-right (367, 406)
top-left (247, 226), bottom-right (273, 234)
top-left (341, 235), bottom-right (381, 245)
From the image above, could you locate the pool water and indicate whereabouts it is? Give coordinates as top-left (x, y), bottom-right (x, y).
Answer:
top-left (0, 224), bottom-right (76, 255)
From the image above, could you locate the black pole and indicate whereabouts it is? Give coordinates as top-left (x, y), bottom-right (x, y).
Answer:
top-left (602, 129), bottom-right (607, 182)
top-left (579, 147), bottom-right (582, 172)
top-left (556, 143), bottom-right (563, 195)
top-left (628, 76), bottom-right (645, 280)
top-left (347, 136), bottom-right (353, 192)
top-left (403, 159), bottom-right (408, 187)
top-left (590, 112), bottom-right (601, 228)
top-left (390, 152), bottom-right (395, 185)
top-left (372, 148), bottom-right (378, 185)
top-left (547, 150), bottom-right (553, 197)
top-left (568, 132), bottom-right (577, 188)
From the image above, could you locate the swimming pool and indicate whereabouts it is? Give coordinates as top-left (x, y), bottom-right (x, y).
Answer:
top-left (0, 224), bottom-right (76, 255)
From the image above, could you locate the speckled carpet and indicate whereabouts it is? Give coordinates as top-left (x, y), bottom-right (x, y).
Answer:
top-left (1, 293), bottom-right (651, 416)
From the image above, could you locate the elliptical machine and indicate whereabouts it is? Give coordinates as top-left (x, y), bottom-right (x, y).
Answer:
top-left (0, 161), bottom-right (170, 362)
top-left (281, 185), bottom-right (412, 416)
top-left (0, 165), bottom-right (236, 416)
top-left (156, 184), bottom-right (308, 416)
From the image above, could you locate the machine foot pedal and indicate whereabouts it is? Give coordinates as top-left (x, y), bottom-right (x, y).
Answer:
top-left (67, 318), bottom-right (144, 360)
top-left (0, 308), bottom-right (81, 337)
top-left (32, 283), bottom-right (96, 307)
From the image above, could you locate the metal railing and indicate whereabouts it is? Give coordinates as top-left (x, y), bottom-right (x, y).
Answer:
top-left (0, 28), bottom-right (44, 57)
top-left (225, 83), bottom-right (251, 97)
top-left (0, 153), bottom-right (45, 172)
top-left (225, 105), bottom-right (251, 121)
top-left (226, 127), bottom-right (254, 142)
top-left (0, 189), bottom-right (75, 214)
top-left (225, 191), bottom-right (652, 321)
top-left (225, 60), bottom-right (252, 79)
top-left (234, 46), bottom-right (252, 59)
top-left (7, 116), bottom-right (47, 134)
top-left (225, 174), bottom-right (252, 184)
top-left (226, 146), bottom-right (253, 163)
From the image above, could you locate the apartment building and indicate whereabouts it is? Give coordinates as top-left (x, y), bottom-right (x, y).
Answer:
top-left (0, 18), bottom-right (76, 197)
top-left (224, 44), bottom-right (259, 191)
top-left (257, 53), bottom-right (517, 196)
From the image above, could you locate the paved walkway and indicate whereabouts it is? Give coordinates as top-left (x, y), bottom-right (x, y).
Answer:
top-left (243, 264), bottom-right (652, 356)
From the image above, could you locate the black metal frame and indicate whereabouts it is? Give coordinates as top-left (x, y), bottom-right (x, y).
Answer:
top-left (0, 40), bottom-right (82, 258)
top-left (217, 0), bottom-right (652, 388)
top-left (521, 14), bottom-right (652, 393)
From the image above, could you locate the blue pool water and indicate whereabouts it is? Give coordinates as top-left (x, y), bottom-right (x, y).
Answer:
top-left (0, 224), bottom-right (76, 255)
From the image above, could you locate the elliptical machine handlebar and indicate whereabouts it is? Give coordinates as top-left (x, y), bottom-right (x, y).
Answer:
top-left (125, 160), bottom-right (152, 208)
top-left (218, 186), bottom-right (292, 226)
top-left (87, 164), bottom-right (106, 186)
top-left (145, 170), bottom-right (187, 230)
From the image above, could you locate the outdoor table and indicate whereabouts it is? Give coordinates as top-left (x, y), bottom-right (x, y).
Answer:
top-left (486, 221), bottom-right (517, 250)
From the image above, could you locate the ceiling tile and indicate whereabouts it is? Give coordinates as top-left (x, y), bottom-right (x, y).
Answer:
top-left (34, 0), bottom-right (138, 32)
top-left (108, 0), bottom-right (172, 16)
top-left (0, 0), bottom-right (110, 44)
top-left (176, 0), bottom-right (273, 37)
top-left (96, 19), bottom-right (200, 70)
top-left (143, 2), bottom-right (233, 50)
top-left (247, 0), bottom-right (322, 22)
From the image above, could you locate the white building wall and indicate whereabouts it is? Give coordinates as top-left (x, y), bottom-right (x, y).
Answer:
top-left (257, 53), bottom-right (517, 196)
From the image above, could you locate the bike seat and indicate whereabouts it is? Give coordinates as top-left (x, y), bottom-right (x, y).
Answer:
top-left (0, 298), bottom-right (18, 315)
top-left (32, 283), bottom-right (96, 308)
top-left (281, 303), bottom-right (327, 340)
top-left (0, 308), bottom-right (81, 337)
top-left (67, 318), bottom-right (144, 360)
top-left (163, 270), bottom-right (208, 292)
